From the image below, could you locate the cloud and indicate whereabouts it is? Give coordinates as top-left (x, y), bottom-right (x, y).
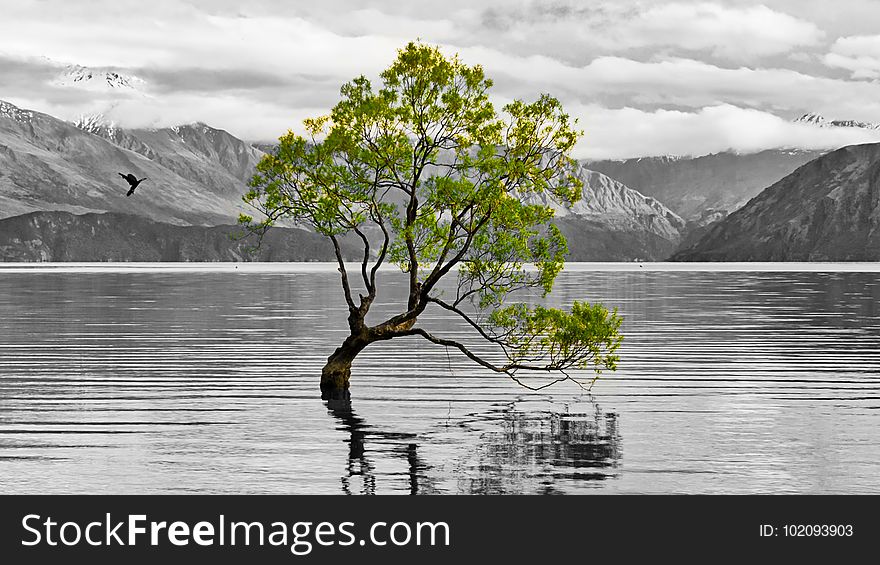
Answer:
top-left (466, 1), bottom-right (824, 62)
top-left (575, 104), bottom-right (880, 160)
top-left (0, 53), bottom-right (324, 141)
top-left (9, 90), bottom-right (322, 143)
top-left (824, 35), bottom-right (880, 78)
top-left (134, 67), bottom-right (296, 94)
top-left (626, 2), bottom-right (825, 58)
top-left (319, 8), bottom-right (459, 41)
top-left (0, 2), bottom-right (825, 76)
top-left (1, 0), bottom-right (878, 159)
top-left (0, 4), bottom-right (401, 80)
top-left (449, 47), bottom-right (880, 121)
top-left (574, 57), bottom-right (880, 118)
top-left (0, 54), bottom-right (126, 109)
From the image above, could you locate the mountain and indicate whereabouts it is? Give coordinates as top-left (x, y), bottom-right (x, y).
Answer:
top-left (527, 166), bottom-right (686, 261)
top-left (674, 208), bottom-right (729, 253)
top-left (76, 116), bottom-right (264, 197)
top-left (585, 149), bottom-right (825, 220)
top-left (2, 99), bottom-right (683, 261)
top-left (251, 144), bottom-right (685, 258)
top-left (672, 143), bottom-right (880, 261)
top-left (0, 211), bottom-right (360, 262)
top-left (251, 142), bottom-right (278, 154)
top-left (0, 99), bottom-right (256, 225)
top-left (794, 113), bottom-right (880, 130)
top-left (52, 64), bottom-right (146, 93)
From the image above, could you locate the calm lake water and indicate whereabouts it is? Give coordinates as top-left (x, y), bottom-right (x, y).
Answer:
top-left (0, 263), bottom-right (878, 494)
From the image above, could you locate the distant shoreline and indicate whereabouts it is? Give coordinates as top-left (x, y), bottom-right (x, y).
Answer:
top-left (1, 262), bottom-right (879, 273)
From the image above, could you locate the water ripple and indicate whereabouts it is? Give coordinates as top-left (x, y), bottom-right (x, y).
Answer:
top-left (0, 266), bottom-right (878, 494)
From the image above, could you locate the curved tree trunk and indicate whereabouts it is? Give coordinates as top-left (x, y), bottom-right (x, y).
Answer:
top-left (320, 334), bottom-right (370, 400)
top-left (320, 313), bottom-right (418, 399)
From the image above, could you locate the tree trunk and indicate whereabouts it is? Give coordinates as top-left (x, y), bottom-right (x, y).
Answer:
top-left (320, 335), bottom-right (369, 400)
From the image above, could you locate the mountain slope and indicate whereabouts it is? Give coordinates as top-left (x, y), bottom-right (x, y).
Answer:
top-left (586, 149), bottom-right (825, 220)
top-left (672, 143), bottom-right (880, 261)
top-left (527, 166), bottom-right (685, 261)
top-left (2, 100), bottom-right (684, 261)
top-left (0, 211), bottom-right (359, 262)
top-left (0, 100), bottom-right (254, 225)
top-left (77, 118), bottom-right (264, 197)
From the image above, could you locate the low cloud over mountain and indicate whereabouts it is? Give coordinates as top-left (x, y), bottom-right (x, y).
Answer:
top-left (5, 2), bottom-right (880, 158)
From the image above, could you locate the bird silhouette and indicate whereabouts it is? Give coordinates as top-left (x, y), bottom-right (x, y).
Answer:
top-left (118, 172), bottom-right (147, 196)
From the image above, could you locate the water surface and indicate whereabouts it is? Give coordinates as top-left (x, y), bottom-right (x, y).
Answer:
top-left (0, 263), bottom-right (878, 494)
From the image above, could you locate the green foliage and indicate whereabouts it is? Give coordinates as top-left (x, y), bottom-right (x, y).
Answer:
top-left (488, 301), bottom-right (623, 374)
top-left (242, 41), bottom-right (623, 387)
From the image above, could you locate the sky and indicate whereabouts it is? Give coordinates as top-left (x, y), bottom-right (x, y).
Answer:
top-left (3, 0), bottom-right (880, 159)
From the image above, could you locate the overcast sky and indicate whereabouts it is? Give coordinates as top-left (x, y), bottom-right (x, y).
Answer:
top-left (4, 0), bottom-right (880, 158)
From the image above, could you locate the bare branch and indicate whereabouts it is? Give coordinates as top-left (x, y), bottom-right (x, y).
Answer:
top-left (329, 234), bottom-right (356, 311)
top-left (395, 327), bottom-right (588, 391)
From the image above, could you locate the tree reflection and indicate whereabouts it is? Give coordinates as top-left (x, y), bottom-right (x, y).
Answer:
top-left (457, 400), bottom-right (621, 494)
top-left (324, 397), bottom-right (435, 495)
top-left (325, 396), bottom-right (621, 495)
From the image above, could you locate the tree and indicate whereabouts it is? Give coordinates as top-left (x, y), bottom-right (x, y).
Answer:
top-left (241, 41), bottom-right (623, 399)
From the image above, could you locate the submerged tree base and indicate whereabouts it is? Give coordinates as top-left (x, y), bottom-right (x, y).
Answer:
top-left (320, 384), bottom-right (351, 401)
top-left (320, 367), bottom-right (351, 401)
top-left (320, 342), bottom-right (360, 400)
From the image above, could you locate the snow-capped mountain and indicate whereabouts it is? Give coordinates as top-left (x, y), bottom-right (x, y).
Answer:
top-left (73, 113), bottom-right (119, 138)
top-left (0, 99), bottom-right (254, 225)
top-left (794, 112), bottom-right (880, 130)
top-left (52, 64), bottom-right (146, 93)
top-left (2, 98), bottom-right (695, 261)
top-left (43, 63), bottom-right (153, 137)
top-left (0, 100), bottom-right (35, 123)
top-left (72, 117), bottom-right (266, 193)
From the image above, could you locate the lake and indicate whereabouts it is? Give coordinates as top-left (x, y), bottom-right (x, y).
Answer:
top-left (0, 263), bottom-right (878, 494)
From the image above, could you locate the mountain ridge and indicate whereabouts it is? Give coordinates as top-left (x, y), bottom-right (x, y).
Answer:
top-left (525, 165), bottom-right (686, 260)
top-left (672, 142), bottom-right (880, 261)
top-left (0, 210), bottom-right (360, 262)
top-left (794, 112), bottom-right (880, 131)
top-left (52, 64), bottom-right (147, 93)
top-left (1, 99), bottom-right (691, 261)
top-left (0, 99), bottom-right (256, 225)
top-left (586, 149), bottom-right (826, 220)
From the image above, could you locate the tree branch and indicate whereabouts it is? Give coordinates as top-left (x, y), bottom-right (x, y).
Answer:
top-left (426, 296), bottom-right (505, 346)
top-left (395, 327), bottom-right (585, 391)
top-left (329, 234), bottom-right (356, 311)
top-left (369, 202), bottom-right (391, 292)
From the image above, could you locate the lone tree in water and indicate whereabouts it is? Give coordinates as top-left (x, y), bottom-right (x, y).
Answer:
top-left (241, 42), bottom-right (623, 399)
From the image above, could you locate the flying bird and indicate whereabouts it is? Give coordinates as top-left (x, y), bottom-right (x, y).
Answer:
top-left (118, 172), bottom-right (147, 197)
